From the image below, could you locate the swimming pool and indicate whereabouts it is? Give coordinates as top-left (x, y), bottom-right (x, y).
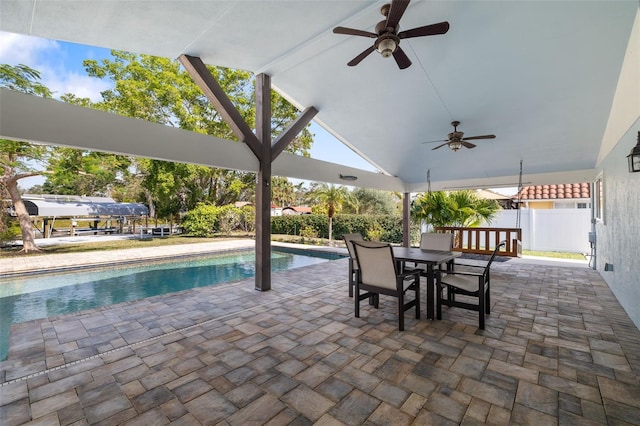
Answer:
top-left (0, 248), bottom-right (343, 361)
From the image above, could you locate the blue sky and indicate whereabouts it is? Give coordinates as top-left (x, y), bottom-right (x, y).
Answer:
top-left (0, 31), bottom-right (377, 189)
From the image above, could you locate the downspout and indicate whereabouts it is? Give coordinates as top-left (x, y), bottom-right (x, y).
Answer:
top-left (589, 182), bottom-right (597, 270)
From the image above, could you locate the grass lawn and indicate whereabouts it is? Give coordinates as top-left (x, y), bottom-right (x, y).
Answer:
top-left (0, 235), bottom-right (242, 257)
top-left (522, 249), bottom-right (586, 260)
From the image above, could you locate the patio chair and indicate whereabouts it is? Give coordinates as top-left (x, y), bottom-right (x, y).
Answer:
top-left (406, 232), bottom-right (454, 275)
top-left (352, 240), bottom-right (421, 331)
top-left (343, 233), bottom-right (364, 297)
top-left (420, 232), bottom-right (454, 251)
top-left (436, 240), bottom-right (506, 329)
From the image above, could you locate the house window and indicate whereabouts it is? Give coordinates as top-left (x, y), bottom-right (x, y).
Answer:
top-left (577, 202), bottom-right (590, 209)
top-left (594, 174), bottom-right (604, 221)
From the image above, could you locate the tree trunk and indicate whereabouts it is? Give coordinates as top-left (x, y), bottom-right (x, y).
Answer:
top-left (143, 188), bottom-right (155, 219)
top-left (4, 178), bottom-right (40, 253)
top-left (329, 215), bottom-right (333, 243)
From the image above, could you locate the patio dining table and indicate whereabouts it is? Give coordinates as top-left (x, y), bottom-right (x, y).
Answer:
top-left (392, 247), bottom-right (461, 320)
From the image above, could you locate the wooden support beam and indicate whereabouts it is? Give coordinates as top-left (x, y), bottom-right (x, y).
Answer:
top-left (403, 192), bottom-right (410, 247)
top-left (271, 106), bottom-right (318, 160)
top-left (180, 57), bottom-right (318, 292)
top-left (255, 73), bottom-right (272, 291)
top-left (178, 54), bottom-right (261, 157)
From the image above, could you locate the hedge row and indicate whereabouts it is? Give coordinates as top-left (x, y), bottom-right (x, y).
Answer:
top-left (271, 214), bottom-right (406, 243)
top-left (181, 205), bottom-right (422, 244)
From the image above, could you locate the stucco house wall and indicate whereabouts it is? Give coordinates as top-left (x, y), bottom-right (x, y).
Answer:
top-left (596, 122), bottom-right (640, 328)
top-left (594, 7), bottom-right (640, 328)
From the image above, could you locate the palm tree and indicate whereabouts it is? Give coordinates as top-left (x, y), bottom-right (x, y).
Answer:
top-left (306, 183), bottom-right (349, 242)
top-left (411, 190), bottom-right (501, 229)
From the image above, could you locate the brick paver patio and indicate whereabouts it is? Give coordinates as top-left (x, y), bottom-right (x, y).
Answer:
top-left (1, 252), bottom-right (639, 425)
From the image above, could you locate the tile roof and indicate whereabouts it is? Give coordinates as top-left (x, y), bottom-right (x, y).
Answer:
top-left (517, 183), bottom-right (590, 200)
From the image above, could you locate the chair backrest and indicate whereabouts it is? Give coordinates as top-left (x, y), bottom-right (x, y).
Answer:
top-left (352, 241), bottom-right (397, 290)
top-left (483, 240), bottom-right (507, 275)
top-left (343, 233), bottom-right (364, 261)
top-left (420, 232), bottom-right (453, 251)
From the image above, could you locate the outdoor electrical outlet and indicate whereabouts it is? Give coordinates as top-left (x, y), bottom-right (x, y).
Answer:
top-left (604, 263), bottom-right (614, 272)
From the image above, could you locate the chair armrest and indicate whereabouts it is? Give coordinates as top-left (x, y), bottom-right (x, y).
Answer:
top-left (453, 262), bottom-right (485, 269)
top-left (436, 269), bottom-right (483, 278)
top-left (399, 269), bottom-right (421, 280)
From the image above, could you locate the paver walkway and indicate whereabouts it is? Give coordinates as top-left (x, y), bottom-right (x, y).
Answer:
top-left (1, 247), bottom-right (639, 425)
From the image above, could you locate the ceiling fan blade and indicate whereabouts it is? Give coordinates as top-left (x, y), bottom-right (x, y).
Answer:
top-left (385, 0), bottom-right (410, 30)
top-left (347, 45), bottom-right (376, 66)
top-left (421, 139), bottom-right (447, 144)
top-left (333, 26), bottom-right (377, 38)
top-left (431, 142), bottom-right (450, 151)
top-left (392, 46), bottom-right (411, 69)
top-left (398, 21), bottom-right (450, 39)
top-left (462, 134), bottom-right (496, 141)
top-left (461, 141), bottom-right (477, 149)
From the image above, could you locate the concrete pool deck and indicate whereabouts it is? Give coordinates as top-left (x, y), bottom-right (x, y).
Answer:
top-left (1, 239), bottom-right (257, 276)
top-left (1, 241), bottom-right (638, 425)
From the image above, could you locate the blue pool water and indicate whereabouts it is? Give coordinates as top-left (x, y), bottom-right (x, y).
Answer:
top-left (0, 248), bottom-right (343, 361)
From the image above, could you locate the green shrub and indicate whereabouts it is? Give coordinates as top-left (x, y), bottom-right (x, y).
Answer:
top-left (216, 204), bottom-right (255, 234)
top-left (181, 203), bottom-right (221, 237)
top-left (0, 216), bottom-right (20, 247)
top-left (236, 205), bottom-right (255, 233)
top-left (299, 225), bottom-right (318, 238)
top-left (182, 204), bottom-right (256, 237)
top-left (366, 222), bottom-right (384, 241)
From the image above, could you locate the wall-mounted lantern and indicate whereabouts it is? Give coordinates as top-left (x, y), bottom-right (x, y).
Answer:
top-left (627, 131), bottom-right (640, 173)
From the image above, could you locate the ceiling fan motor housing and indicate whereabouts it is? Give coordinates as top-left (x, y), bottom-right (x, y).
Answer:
top-left (448, 131), bottom-right (464, 141)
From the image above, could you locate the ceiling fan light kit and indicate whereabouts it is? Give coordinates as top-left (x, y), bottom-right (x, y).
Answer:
top-left (448, 141), bottom-right (462, 152)
top-left (376, 35), bottom-right (398, 57)
top-left (333, 0), bottom-right (449, 69)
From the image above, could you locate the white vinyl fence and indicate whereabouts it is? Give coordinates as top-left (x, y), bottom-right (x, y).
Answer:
top-left (483, 209), bottom-right (592, 253)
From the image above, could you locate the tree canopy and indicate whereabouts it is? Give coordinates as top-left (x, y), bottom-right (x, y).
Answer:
top-left (40, 51), bottom-right (317, 220)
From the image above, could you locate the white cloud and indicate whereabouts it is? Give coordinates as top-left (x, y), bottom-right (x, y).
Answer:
top-left (48, 71), bottom-right (111, 102)
top-left (1, 31), bottom-right (110, 101)
top-left (0, 31), bottom-right (60, 65)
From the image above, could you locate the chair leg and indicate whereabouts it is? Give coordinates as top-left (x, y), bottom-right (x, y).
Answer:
top-left (348, 263), bottom-right (355, 297)
top-left (436, 281), bottom-right (442, 320)
top-left (478, 278), bottom-right (485, 330)
top-left (354, 282), bottom-right (360, 318)
top-left (486, 281), bottom-right (491, 314)
top-left (415, 278), bottom-right (420, 320)
top-left (398, 292), bottom-right (404, 331)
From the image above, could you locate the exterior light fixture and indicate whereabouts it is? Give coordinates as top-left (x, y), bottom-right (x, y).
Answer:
top-left (627, 131), bottom-right (640, 173)
top-left (339, 174), bottom-right (358, 181)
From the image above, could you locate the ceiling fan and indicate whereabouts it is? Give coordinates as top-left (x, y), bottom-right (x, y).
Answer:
top-left (424, 121), bottom-right (496, 151)
top-left (333, 0), bottom-right (449, 70)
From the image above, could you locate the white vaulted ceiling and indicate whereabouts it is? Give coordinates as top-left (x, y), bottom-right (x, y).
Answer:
top-left (1, 1), bottom-right (638, 192)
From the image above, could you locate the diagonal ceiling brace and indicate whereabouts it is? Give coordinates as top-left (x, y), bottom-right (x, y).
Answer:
top-left (179, 54), bottom-right (262, 158)
top-left (271, 106), bottom-right (318, 161)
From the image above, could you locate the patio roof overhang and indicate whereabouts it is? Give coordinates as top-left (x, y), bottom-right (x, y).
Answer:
top-left (1, 1), bottom-right (638, 191)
